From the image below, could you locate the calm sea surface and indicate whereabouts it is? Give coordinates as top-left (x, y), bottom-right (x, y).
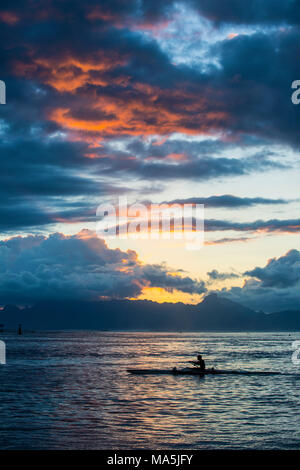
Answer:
top-left (0, 331), bottom-right (300, 449)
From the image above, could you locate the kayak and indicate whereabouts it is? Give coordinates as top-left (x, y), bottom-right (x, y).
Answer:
top-left (127, 367), bottom-right (281, 376)
top-left (128, 368), bottom-right (205, 376)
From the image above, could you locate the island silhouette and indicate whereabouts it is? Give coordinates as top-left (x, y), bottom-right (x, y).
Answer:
top-left (1, 294), bottom-right (300, 331)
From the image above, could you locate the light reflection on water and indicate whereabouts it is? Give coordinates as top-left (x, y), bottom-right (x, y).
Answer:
top-left (0, 331), bottom-right (300, 449)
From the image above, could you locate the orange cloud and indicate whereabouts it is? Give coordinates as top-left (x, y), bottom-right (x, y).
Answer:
top-left (14, 55), bottom-right (128, 92)
top-left (86, 7), bottom-right (118, 23)
top-left (0, 11), bottom-right (19, 25)
top-left (228, 32), bottom-right (239, 39)
top-left (166, 152), bottom-right (188, 161)
top-left (13, 50), bottom-right (228, 141)
top-left (49, 86), bottom-right (227, 141)
top-left (132, 20), bottom-right (170, 34)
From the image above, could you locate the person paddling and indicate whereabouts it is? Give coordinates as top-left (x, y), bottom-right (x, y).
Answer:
top-left (194, 354), bottom-right (206, 371)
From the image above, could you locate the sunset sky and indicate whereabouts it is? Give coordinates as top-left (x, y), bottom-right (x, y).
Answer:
top-left (1, 0), bottom-right (300, 312)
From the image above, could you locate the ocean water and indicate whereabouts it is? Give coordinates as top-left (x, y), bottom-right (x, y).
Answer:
top-left (0, 331), bottom-right (300, 450)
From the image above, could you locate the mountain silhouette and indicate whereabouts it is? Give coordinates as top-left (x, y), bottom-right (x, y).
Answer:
top-left (0, 294), bottom-right (299, 331)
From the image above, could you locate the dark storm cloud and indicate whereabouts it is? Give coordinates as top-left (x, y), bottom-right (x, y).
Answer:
top-left (0, 135), bottom-right (134, 231)
top-left (2, 1), bottom-right (299, 147)
top-left (0, 199), bottom-right (99, 232)
top-left (0, 231), bottom-right (141, 303)
top-left (223, 249), bottom-right (300, 312)
top-left (214, 30), bottom-right (300, 147)
top-left (0, 80), bottom-right (287, 230)
top-left (0, 0), bottom-right (300, 233)
top-left (205, 218), bottom-right (300, 234)
top-left (205, 236), bottom-right (251, 245)
top-left (192, 0), bottom-right (300, 25)
top-left (0, 141), bottom-right (99, 197)
top-left (0, 231), bottom-right (206, 303)
top-left (160, 195), bottom-right (288, 209)
top-left (244, 249), bottom-right (300, 288)
top-left (56, 30), bottom-right (300, 147)
top-left (99, 216), bottom-right (300, 245)
top-left (2, 0), bottom-right (300, 26)
top-left (207, 269), bottom-right (239, 281)
top-left (141, 264), bottom-right (206, 295)
top-left (88, 134), bottom-right (286, 182)
top-left (95, 148), bottom-right (284, 181)
top-left (0, 0), bottom-right (174, 28)
top-left (2, 1), bottom-right (300, 146)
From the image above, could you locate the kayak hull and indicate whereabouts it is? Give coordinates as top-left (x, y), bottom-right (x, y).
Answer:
top-left (128, 368), bottom-right (205, 376)
top-left (127, 368), bottom-right (279, 376)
